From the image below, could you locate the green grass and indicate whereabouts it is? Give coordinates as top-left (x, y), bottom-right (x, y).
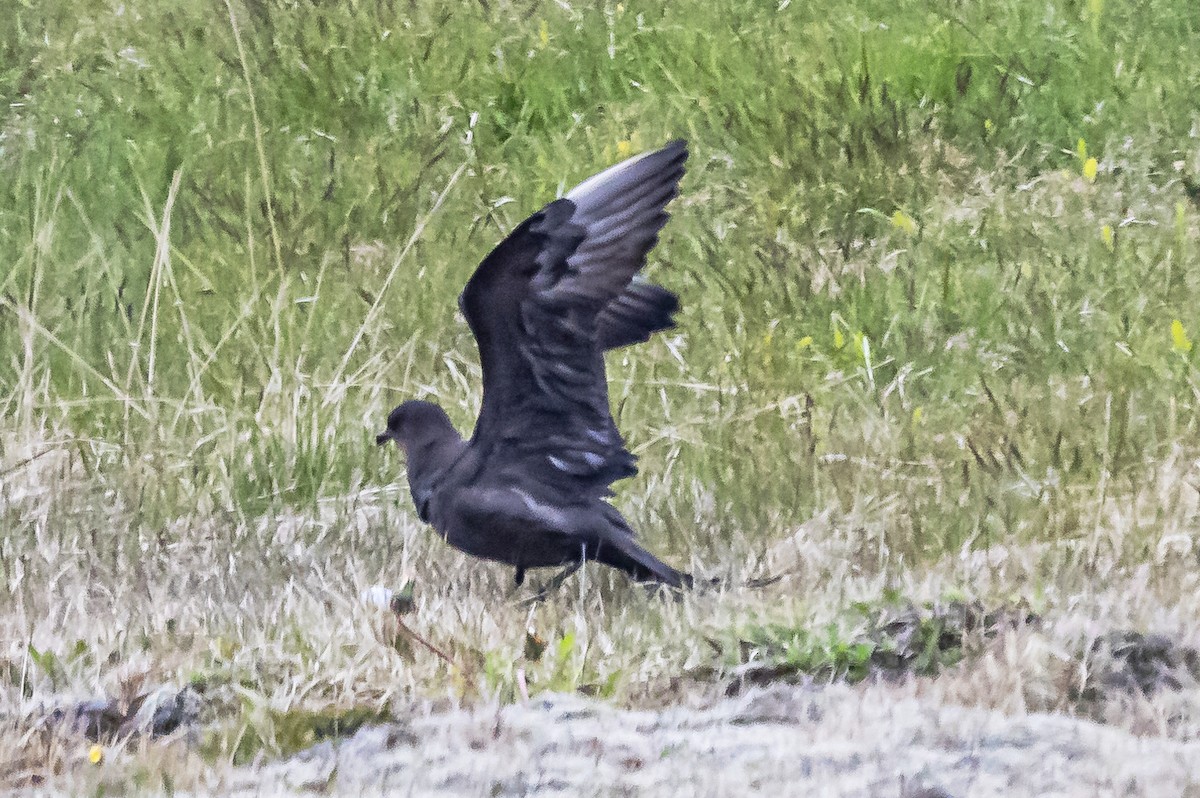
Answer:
top-left (2, 0), bottom-right (1200, 790)
top-left (716, 595), bottom-right (1034, 687)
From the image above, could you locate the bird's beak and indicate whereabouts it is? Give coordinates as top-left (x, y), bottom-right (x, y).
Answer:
top-left (375, 431), bottom-right (391, 447)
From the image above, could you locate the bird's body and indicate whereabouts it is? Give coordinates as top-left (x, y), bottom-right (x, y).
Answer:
top-left (378, 141), bottom-right (691, 589)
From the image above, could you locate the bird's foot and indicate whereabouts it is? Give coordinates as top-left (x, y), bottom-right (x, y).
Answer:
top-left (520, 561), bottom-right (582, 605)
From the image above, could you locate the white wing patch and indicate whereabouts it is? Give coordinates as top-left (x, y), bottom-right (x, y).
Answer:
top-left (514, 488), bottom-right (569, 528)
top-left (565, 148), bottom-right (658, 205)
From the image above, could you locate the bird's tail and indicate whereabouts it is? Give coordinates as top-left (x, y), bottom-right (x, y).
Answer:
top-left (595, 537), bottom-right (693, 588)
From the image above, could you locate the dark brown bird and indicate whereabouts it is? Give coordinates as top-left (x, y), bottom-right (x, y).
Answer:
top-left (377, 141), bottom-right (691, 590)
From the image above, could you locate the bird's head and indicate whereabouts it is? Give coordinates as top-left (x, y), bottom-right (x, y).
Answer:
top-left (376, 400), bottom-right (458, 452)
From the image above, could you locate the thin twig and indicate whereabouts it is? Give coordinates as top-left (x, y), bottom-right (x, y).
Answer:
top-left (394, 617), bottom-right (460, 671)
top-left (0, 446), bottom-right (60, 480)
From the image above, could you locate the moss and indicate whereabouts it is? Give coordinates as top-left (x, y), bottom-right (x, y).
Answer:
top-left (719, 597), bottom-right (1034, 693)
top-left (201, 705), bottom-right (393, 766)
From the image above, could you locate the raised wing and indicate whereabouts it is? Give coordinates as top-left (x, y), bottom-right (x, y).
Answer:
top-left (459, 140), bottom-right (688, 501)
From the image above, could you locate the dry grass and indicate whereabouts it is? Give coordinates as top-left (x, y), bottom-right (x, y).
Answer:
top-left (3, 424), bottom-right (1200, 793)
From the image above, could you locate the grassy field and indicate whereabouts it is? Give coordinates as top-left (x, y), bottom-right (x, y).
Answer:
top-left (2, 0), bottom-right (1200, 793)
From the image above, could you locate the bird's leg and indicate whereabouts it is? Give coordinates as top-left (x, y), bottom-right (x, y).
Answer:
top-left (542, 560), bottom-right (581, 593)
top-left (522, 561), bottom-right (582, 605)
top-left (513, 566), bottom-right (526, 587)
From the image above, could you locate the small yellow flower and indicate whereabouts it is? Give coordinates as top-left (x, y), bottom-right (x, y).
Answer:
top-left (616, 139), bottom-right (632, 159)
top-left (853, 332), bottom-right (866, 361)
top-left (1172, 319), bottom-right (1193, 353)
top-left (1101, 224), bottom-right (1114, 251)
top-left (890, 210), bottom-right (917, 235)
top-left (88, 745), bottom-right (103, 765)
top-left (983, 118), bottom-right (994, 134)
top-left (795, 335), bottom-right (813, 350)
top-left (1076, 138), bottom-right (1088, 163)
top-left (538, 20), bottom-right (549, 48)
top-left (1082, 157), bottom-right (1098, 183)
top-left (912, 406), bottom-right (923, 425)
top-left (833, 328), bottom-right (845, 349)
